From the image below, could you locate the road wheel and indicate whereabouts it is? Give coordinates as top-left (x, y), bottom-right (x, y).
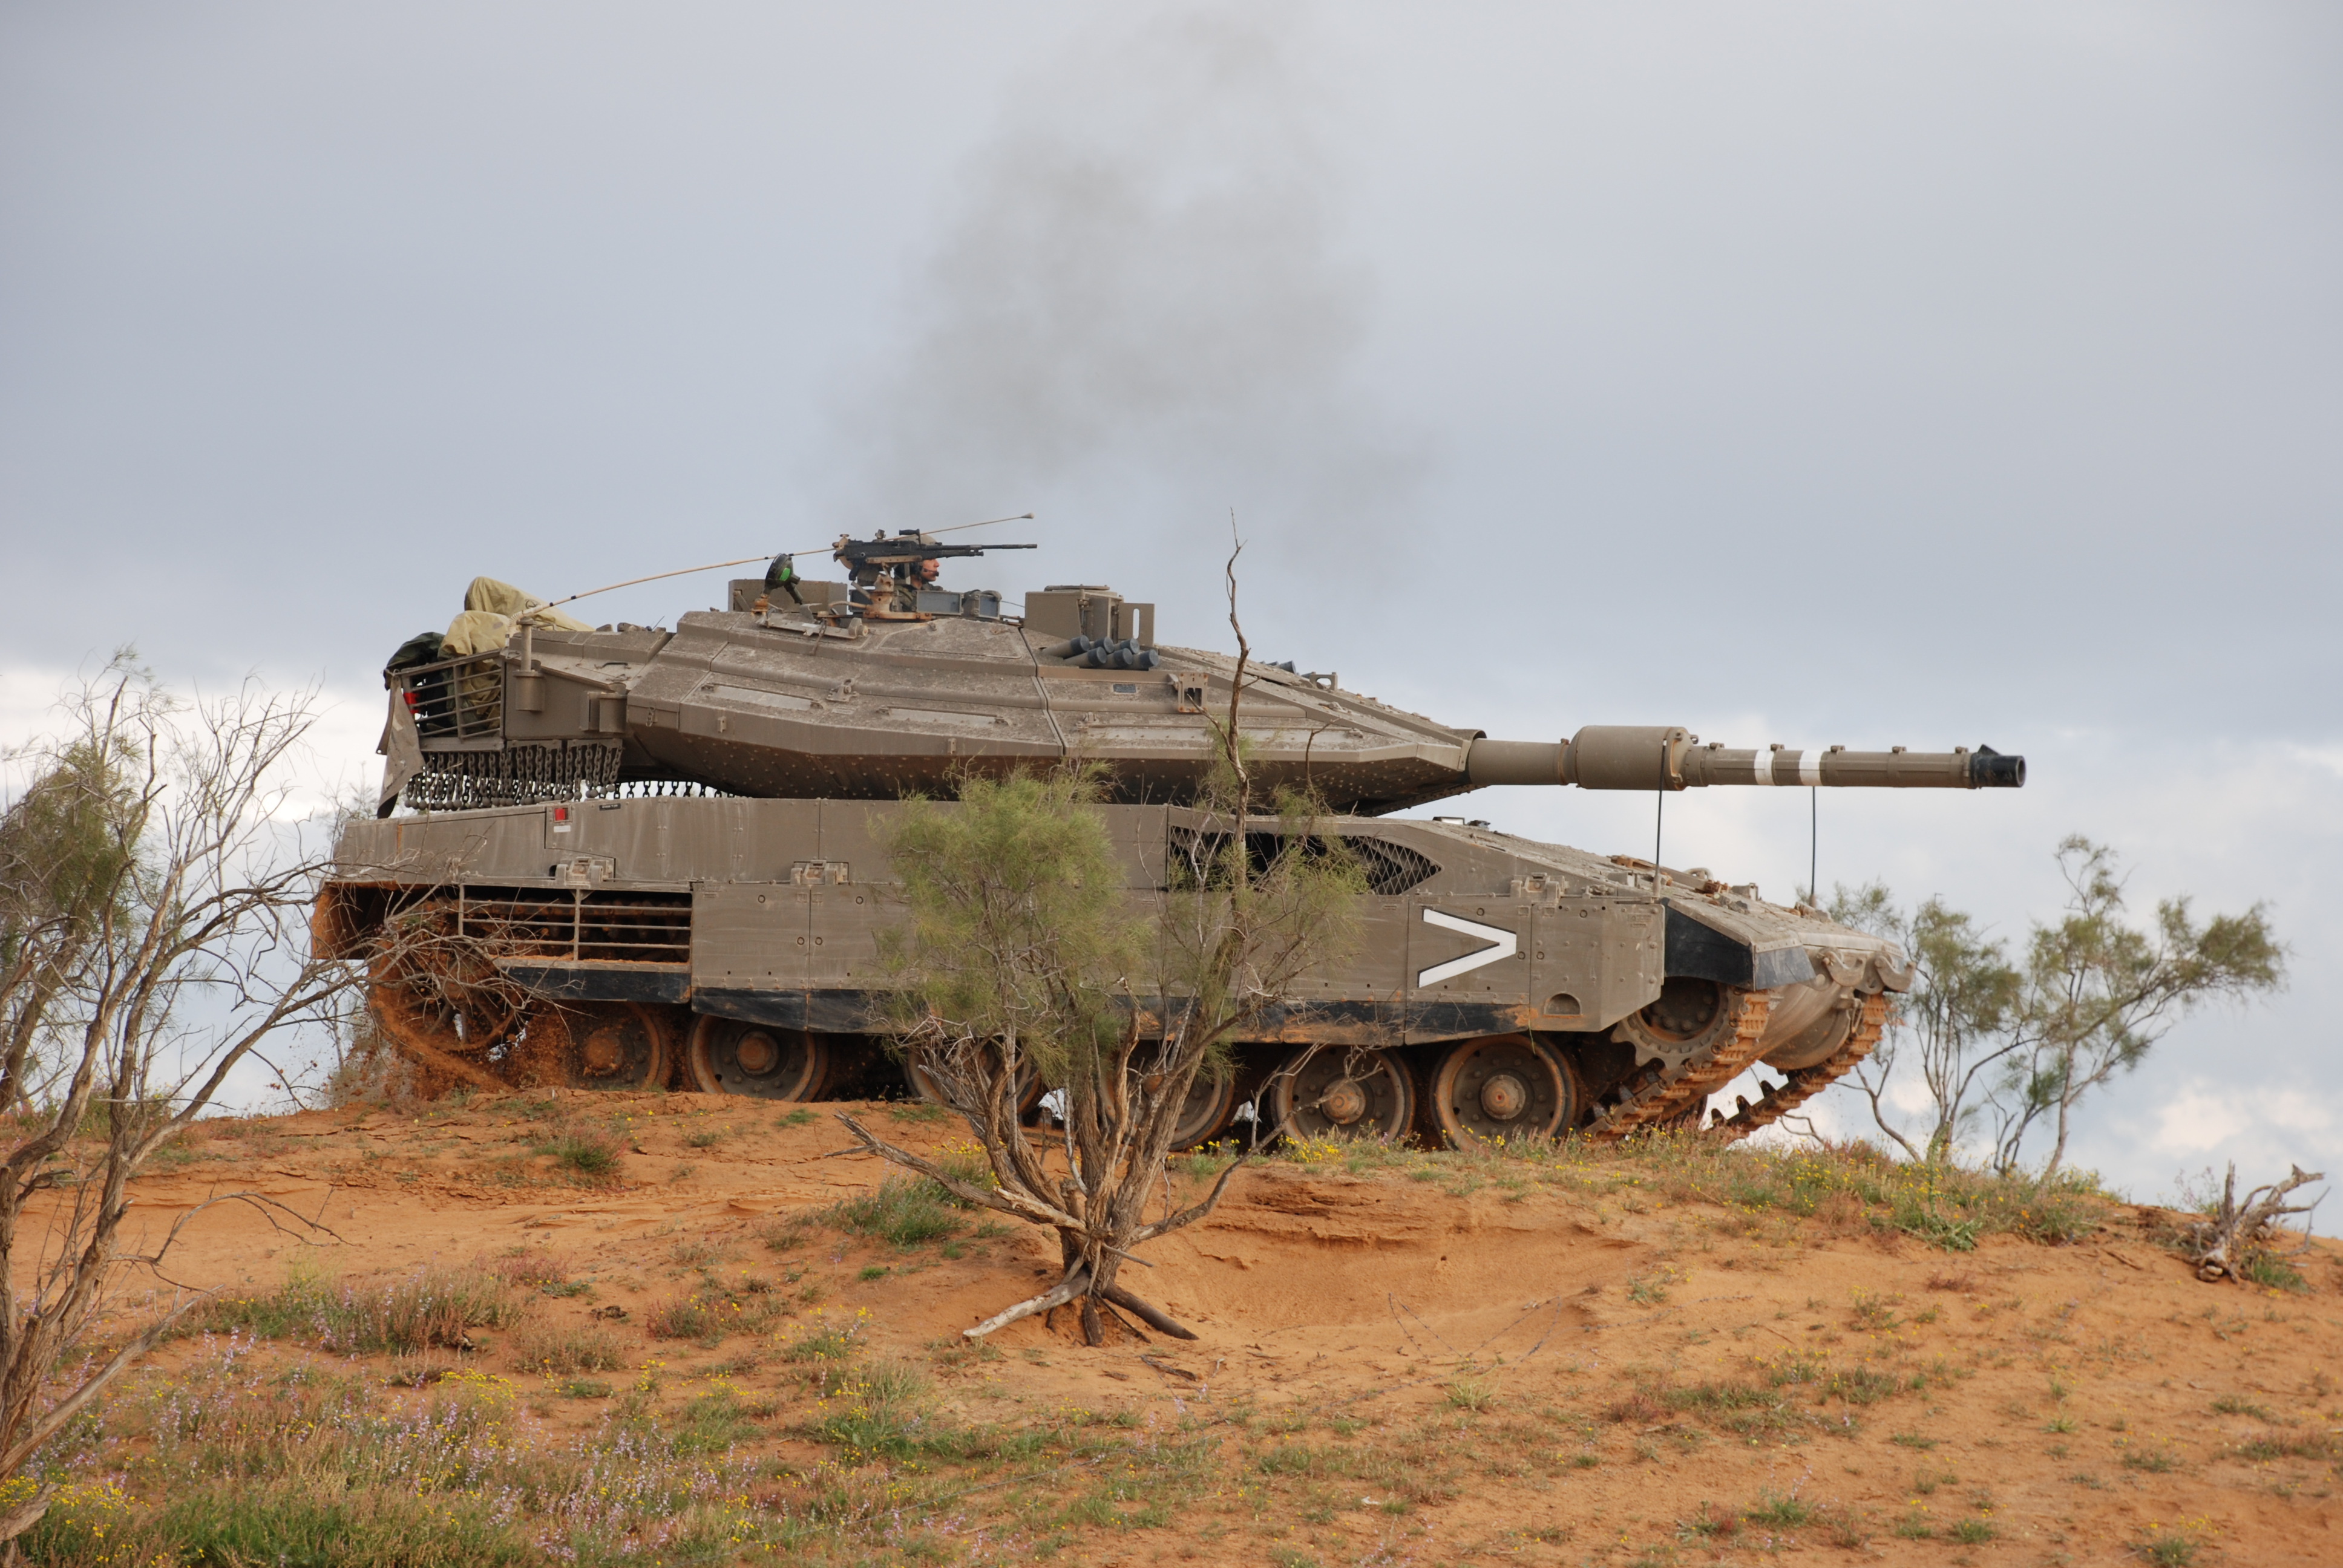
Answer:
top-left (686, 1016), bottom-right (829, 1100)
top-left (1268, 1045), bottom-right (1415, 1143)
top-left (1165, 1056), bottom-right (1239, 1151)
top-left (514, 1001), bottom-right (669, 1091)
top-left (1427, 1034), bottom-right (1576, 1148)
top-left (906, 1049), bottom-right (1043, 1116)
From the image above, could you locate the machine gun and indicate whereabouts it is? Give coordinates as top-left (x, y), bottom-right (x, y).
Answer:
top-left (828, 530), bottom-right (1035, 595)
top-left (758, 532), bottom-right (1038, 613)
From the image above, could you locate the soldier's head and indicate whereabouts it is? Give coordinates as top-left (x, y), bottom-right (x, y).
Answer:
top-left (914, 556), bottom-right (940, 586)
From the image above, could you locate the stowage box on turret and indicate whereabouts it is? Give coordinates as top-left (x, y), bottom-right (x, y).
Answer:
top-left (323, 535), bottom-right (2022, 1148)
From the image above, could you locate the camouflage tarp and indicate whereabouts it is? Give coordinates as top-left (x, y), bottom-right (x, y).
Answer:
top-left (464, 576), bottom-right (591, 632)
top-left (439, 609), bottom-right (515, 656)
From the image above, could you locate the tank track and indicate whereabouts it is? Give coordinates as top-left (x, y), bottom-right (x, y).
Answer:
top-left (1585, 990), bottom-right (1775, 1141)
top-left (1711, 992), bottom-right (1890, 1137)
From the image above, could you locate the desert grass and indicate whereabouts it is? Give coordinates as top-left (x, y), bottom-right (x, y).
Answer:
top-left (508, 1318), bottom-right (629, 1376)
top-left (194, 1259), bottom-right (521, 1354)
top-left (33, 1316), bottom-right (1495, 1564)
top-left (18, 1340), bottom-right (772, 1566)
top-left (1267, 1125), bottom-right (2112, 1249)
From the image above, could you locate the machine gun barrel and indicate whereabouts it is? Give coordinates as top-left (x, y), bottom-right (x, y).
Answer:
top-left (1465, 726), bottom-right (2025, 791)
top-left (830, 536), bottom-right (1037, 569)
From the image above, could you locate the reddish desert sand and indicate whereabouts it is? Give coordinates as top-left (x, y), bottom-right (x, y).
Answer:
top-left (43, 1091), bottom-right (2343, 1566)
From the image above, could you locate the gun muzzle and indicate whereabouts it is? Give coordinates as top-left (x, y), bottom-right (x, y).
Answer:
top-left (1464, 727), bottom-right (2025, 791)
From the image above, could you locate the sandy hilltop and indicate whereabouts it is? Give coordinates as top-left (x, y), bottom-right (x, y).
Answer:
top-left (21, 1091), bottom-right (2341, 1566)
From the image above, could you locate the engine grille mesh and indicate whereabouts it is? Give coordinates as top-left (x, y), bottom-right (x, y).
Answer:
top-left (1349, 838), bottom-right (1440, 896)
top-left (1167, 829), bottom-right (1438, 897)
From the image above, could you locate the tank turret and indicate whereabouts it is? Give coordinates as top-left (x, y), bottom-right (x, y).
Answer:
top-left (375, 549), bottom-right (2022, 817)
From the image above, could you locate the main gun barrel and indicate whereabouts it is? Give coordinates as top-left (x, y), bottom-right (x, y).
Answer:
top-left (1465, 726), bottom-right (2025, 791)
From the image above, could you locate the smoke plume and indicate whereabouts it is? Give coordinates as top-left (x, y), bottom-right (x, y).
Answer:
top-left (824, 4), bottom-right (1423, 597)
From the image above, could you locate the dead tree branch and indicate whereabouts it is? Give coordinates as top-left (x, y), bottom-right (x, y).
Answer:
top-left (2186, 1163), bottom-right (2324, 1283)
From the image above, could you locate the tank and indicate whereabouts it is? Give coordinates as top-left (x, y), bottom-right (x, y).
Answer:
top-left (323, 537), bottom-right (2024, 1148)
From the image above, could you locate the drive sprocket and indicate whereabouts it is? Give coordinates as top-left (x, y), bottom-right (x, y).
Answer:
top-left (1710, 991), bottom-right (1889, 1137)
top-left (1585, 988), bottom-right (1774, 1141)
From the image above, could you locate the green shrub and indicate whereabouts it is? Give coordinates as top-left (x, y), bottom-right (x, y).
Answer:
top-left (1822, 1365), bottom-right (1904, 1406)
top-left (2235, 1431), bottom-right (2337, 1462)
top-left (1257, 1443), bottom-right (1316, 1474)
top-left (2238, 1250), bottom-right (2308, 1292)
top-left (534, 1126), bottom-right (624, 1179)
top-left (825, 1176), bottom-right (963, 1249)
top-left (814, 1359), bottom-right (938, 1460)
top-left (1445, 1377), bottom-right (1495, 1412)
top-left (1895, 1203), bottom-right (1982, 1251)
top-left (932, 1139), bottom-right (1000, 1192)
top-left (785, 1314), bottom-right (863, 1363)
top-left (1743, 1491), bottom-right (1814, 1527)
top-left (18, 1342), bottom-right (784, 1567)
top-left (1666, 1382), bottom-right (1778, 1413)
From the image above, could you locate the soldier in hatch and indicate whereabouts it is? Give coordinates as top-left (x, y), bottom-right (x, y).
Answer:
top-left (893, 552), bottom-right (942, 611)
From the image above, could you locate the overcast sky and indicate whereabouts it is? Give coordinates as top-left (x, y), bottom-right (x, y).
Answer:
top-left (4, 2), bottom-right (2336, 1194)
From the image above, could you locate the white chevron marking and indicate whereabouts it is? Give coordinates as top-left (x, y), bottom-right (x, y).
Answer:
top-left (1417, 908), bottom-right (1519, 988)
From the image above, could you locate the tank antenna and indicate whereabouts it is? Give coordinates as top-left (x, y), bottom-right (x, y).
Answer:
top-left (1653, 734), bottom-right (1667, 897)
top-left (521, 554), bottom-right (779, 616)
top-left (925, 511), bottom-right (1035, 536)
top-left (517, 514), bottom-right (1040, 620)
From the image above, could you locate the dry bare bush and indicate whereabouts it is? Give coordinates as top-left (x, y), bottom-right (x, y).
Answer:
top-left (1814, 1189), bottom-right (1870, 1238)
top-left (0, 660), bottom-right (363, 1544)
